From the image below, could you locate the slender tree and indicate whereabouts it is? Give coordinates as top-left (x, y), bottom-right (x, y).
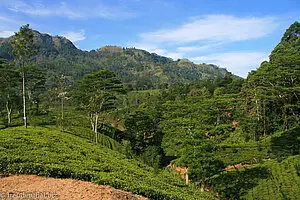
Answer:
top-left (57, 75), bottom-right (72, 132)
top-left (76, 70), bottom-right (124, 143)
top-left (11, 24), bottom-right (35, 128)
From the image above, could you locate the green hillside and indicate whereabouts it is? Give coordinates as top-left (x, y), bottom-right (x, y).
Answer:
top-left (0, 126), bottom-right (215, 200)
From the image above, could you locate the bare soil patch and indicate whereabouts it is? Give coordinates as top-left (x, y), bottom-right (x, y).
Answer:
top-left (0, 175), bottom-right (147, 200)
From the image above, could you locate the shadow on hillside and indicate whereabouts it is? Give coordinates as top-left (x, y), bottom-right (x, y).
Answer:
top-left (271, 126), bottom-right (300, 157)
top-left (207, 166), bottom-right (271, 200)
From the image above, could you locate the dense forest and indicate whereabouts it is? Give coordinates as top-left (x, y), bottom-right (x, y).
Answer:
top-left (0, 22), bottom-right (299, 199)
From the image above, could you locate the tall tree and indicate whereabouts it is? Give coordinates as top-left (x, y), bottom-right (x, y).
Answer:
top-left (242, 22), bottom-right (300, 138)
top-left (75, 70), bottom-right (125, 143)
top-left (11, 24), bottom-right (35, 128)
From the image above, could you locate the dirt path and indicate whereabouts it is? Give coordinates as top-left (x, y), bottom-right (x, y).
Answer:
top-left (0, 175), bottom-right (147, 200)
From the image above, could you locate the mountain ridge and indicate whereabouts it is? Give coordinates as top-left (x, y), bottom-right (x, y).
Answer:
top-left (0, 29), bottom-right (237, 90)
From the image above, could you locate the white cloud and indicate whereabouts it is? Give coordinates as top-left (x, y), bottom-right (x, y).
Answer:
top-left (139, 15), bottom-right (278, 44)
top-left (62, 30), bottom-right (86, 42)
top-left (4, 0), bottom-right (135, 20)
top-left (177, 46), bottom-right (205, 52)
top-left (91, 3), bottom-right (136, 19)
top-left (129, 15), bottom-right (279, 76)
top-left (0, 31), bottom-right (14, 38)
top-left (177, 42), bottom-right (224, 53)
top-left (7, 1), bottom-right (84, 19)
top-left (191, 52), bottom-right (269, 78)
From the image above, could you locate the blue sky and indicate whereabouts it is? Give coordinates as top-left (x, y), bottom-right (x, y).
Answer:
top-left (0, 0), bottom-right (299, 77)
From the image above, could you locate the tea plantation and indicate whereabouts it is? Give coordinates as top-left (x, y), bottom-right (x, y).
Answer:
top-left (0, 126), bottom-right (216, 200)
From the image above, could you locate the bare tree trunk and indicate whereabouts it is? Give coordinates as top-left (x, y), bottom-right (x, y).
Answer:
top-left (90, 113), bottom-right (95, 132)
top-left (95, 113), bottom-right (98, 143)
top-left (22, 70), bottom-right (27, 128)
top-left (185, 168), bottom-right (189, 185)
top-left (6, 101), bottom-right (12, 125)
top-left (201, 183), bottom-right (204, 192)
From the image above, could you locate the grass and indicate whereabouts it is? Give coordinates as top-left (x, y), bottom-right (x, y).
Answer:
top-left (0, 126), bottom-right (216, 200)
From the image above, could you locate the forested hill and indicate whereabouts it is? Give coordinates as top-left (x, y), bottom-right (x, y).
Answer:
top-left (0, 30), bottom-right (230, 90)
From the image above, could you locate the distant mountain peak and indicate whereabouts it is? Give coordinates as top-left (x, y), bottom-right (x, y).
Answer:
top-left (98, 46), bottom-right (123, 53)
top-left (32, 30), bottom-right (78, 54)
top-left (177, 58), bottom-right (194, 67)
